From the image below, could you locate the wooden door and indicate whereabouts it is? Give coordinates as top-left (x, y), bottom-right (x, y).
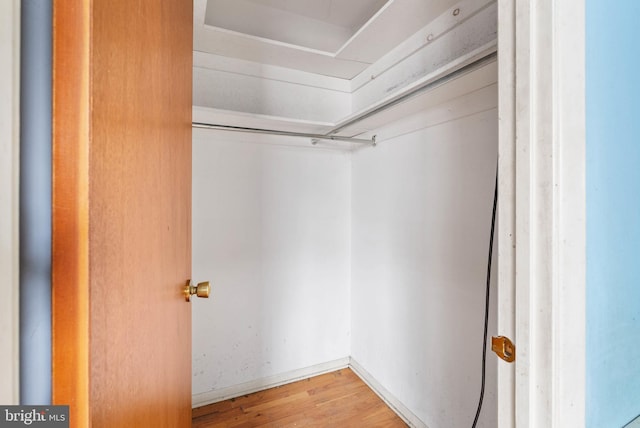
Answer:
top-left (52, 1), bottom-right (193, 427)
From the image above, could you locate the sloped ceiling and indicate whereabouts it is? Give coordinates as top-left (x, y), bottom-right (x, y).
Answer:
top-left (205, 0), bottom-right (387, 52)
top-left (194, 0), bottom-right (454, 79)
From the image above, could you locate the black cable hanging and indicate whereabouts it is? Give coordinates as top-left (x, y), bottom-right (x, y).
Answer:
top-left (471, 163), bottom-right (498, 428)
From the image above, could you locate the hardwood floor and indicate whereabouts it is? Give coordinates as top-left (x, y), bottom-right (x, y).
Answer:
top-left (192, 369), bottom-right (408, 427)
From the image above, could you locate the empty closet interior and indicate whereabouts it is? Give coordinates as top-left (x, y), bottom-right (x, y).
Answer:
top-left (191, 0), bottom-right (498, 427)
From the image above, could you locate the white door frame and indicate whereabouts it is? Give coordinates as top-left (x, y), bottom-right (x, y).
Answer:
top-left (0, 0), bottom-right (588, 417)
top-left (0, 0), bottom-right (21, 405)
top-left (498, 0), bottom-right (586, 426)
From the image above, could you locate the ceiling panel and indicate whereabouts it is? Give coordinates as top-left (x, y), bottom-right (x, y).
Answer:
top-left (245, 0), bottom-right (388, 30)
top-left (195, 0), bottom-right (460, 79)
top-left (205, 0), bottom-right (348, 51)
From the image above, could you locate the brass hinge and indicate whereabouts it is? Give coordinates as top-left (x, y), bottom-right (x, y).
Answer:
top-left (491, 336), bottom-right (515, 363)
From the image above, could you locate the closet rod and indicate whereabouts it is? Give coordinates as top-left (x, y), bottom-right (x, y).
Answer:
top-left (326, 51), bottom-right (497, 136)
top-left (192, 123), bottom-right (377, 146)
top-left (192, 52), bottom-right (496, 146)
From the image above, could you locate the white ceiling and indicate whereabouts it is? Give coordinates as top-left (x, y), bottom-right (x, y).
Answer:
top-left (244, 0), bottom-right (386, 29)
top-left (205, 0), bottom-right (388, 52)
top-left (194, 0), bottom-right (455, 79)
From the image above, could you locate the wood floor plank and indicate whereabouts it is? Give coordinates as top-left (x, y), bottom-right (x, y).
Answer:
top-left (192, 369), bottom-right (407, 427)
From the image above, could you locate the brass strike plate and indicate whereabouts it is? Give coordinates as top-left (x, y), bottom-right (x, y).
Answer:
top-left (491, 336), bottom-right (515, 363)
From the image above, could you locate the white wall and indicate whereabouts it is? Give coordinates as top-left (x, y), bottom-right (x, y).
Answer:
top-left (0, 0), bottom-right (20, 405)
top-left (192, 130), bottom-right (352, 404)
top-left (350, 96), bottom-right (498, 427)
top-left (190, 87), bottom-right (499, 427)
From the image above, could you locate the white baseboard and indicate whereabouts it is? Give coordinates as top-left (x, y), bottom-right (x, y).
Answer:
top-left (192, 356), bottom-right (429, 428)
top-left (192, 357), bottom-right (350, 408)
top-left (349, 357), bottom-right (430, 428)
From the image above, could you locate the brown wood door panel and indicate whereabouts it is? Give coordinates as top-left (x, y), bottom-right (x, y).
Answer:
top-left (53, 1), bottom-right (193, 427)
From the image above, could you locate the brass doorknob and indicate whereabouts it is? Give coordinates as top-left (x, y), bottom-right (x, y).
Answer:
top-left (184, 280), bottom-right (210, 302)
